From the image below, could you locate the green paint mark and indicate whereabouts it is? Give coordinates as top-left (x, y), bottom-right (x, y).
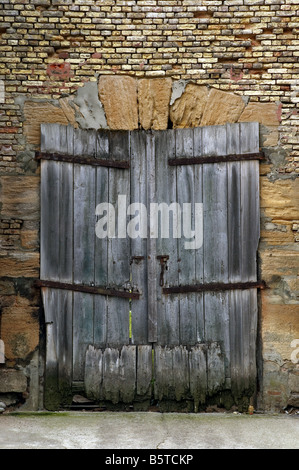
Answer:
top-left (129, 308), bottom-right (132, 342)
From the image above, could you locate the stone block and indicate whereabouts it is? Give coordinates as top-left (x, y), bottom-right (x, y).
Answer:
top-left (98, 75), bottom-right (138, 130)
top-left (138, 78), bottom-right (172, 130)
top-left (239, 102), bottom-right (280, 126)
top-left (0, 369), bottom-right (27, 393)
top-left (1, 295), bottom-right (39, 363)
top-left (23, 101), bottom-right (70, 146)
top-left (170, 83), bottom-right (209, 128)
top-left (0, 176), bottom-right (40, 221)
top-left (200, 88), bottom-right (246, 126)
top-left (260, 178), bottom-right (299, 223)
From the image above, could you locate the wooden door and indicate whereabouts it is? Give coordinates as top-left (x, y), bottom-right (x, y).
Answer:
top-left (39, 122), bottom-right (262, 411)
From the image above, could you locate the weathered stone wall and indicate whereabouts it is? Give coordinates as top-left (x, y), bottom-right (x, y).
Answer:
top-left (0, 0), bottom-right (298, 412)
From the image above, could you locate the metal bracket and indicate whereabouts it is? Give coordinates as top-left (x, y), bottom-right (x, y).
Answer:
top-left (157, 255), bottom-right (169, 287)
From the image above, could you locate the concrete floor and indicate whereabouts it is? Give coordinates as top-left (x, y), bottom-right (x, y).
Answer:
top-left (0, 411), bottom-right (298, 450)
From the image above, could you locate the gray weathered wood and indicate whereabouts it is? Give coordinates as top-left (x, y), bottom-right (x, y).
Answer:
top-left (189, 343), bottom-right (207, 411)
top-left (136, 345), bottom-right (153, 399)
top-left (84, 345), bottom-right (103, 401)
top-left (176, 128), bottom-right (195, 345)
top-left (73, 129), bottom-right (96, 381)
top-left (40, 123), bottom-right (260, 409)
top-left (106, 131), bottom-right (131, 346)
top-left (202, 125), bottom-right (230, 379)
top-left (130, 131), bottom-right (148, 344)
top-left (94, 131), bottom-right (109, 348)
top-left (119, 345), bottom-right (136, 403)
top-left (147, 132), bottom-right (158, 343)
top-left (154, 130), bottom-right (178, 345)
top-left (207, 342), bottom-right (226, 395)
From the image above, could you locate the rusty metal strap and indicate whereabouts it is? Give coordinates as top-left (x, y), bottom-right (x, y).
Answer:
top-left (168, 152), bottom-right (265, 166)
top-left (163, 280), bottom-right (267, 295)
top-left (35, 151), bottom-right (130, 169)
top-left (35, 279), bottom-right (139, 299)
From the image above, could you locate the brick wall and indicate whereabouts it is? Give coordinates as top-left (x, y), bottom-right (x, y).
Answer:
top-left (0, 0), bottom-right (298, 411)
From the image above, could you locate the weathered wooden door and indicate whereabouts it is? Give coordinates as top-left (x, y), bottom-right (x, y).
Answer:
top-left (39, 122), bottom-right (262, 411)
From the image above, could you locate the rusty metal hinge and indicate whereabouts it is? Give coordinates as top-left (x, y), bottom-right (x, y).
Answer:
top-left (168, 152), bottom-right (265, 166)
top-left (35, 151), bottom-right (130, 169)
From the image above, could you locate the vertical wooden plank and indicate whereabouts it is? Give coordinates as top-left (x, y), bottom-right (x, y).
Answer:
top-left (73, 129), bottom-right (96, 381)
top-left (207, 342), bottom-right (226, 395)
top-left (227, 122), bottom-right (243, 400)
top-left (119, 345), bottom-right (136, 403)
top-left (176, 128), bottom-right (197, 345)
top-left (189, 343), bottom-right (207, 412)
top-left (130, 130), bottom-right (148, 344)
top-left (136, 345), bottom-right (153, 401)
top-left (193, 127), bottom-right (205, 343)
top-left (202, 125), bottom-right (230, 389)
top-left (106, 131), bottom-right (131, 346)
top-left (154, 130), bottom-right (178, 346)
top-left (57, 127), bottom-right (73, 400)
top-left (147, 131), bottom-right (157, 343)
top-left (84, 345), bottom-right (103, 401)
top-left (41, 124), bottom-right (73, 405)
top-left (42, 288), bottom-right (60, 410)
top-left (154, 345), bottom-right (174, 401)
top-left (94, 130), bottom-right (109, 348)
top-left (172, 346), bottom-right (189, 401)
top-left (102, 348), bottom-right (120, 404)
top-left (239, 122), bottom-right (260, 394)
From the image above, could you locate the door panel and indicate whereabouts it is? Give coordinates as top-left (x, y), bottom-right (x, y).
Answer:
top-left (40, 122), bottom-right (261, 411)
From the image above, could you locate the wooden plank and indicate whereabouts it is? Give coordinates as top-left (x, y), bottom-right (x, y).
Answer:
top-left (153, 345), bottom-right (174, 401)
top-left (226, 123), bottom-right (244, 400)
top-left (41, 124), bottom-right (73, 405)
top-left (130, 130), bottom-right (148, 344)
top-left (40, 159), bottom-right (60, 281)
top-left (119, 345), bottom-right (136, 403)
top-left (176, 128), bottom-right (200, 346)
top-left (147, 132), bottom-right (157, 343)
top-left (202, 125), bottom-right (230, 381)
top-left (102, 347), bottom-right (120, 404)
top-left (42, 287), bottom-right (59, 410)
top-left (136, 345), bottom-right (153, 400)
top-left (239, 122), bottom-right (260, 394)
top-left (84, 345), bottom-right (103, 401)
top-left (172, 345), bottom-right (189, 401)
top-left (56, 125), bottom-right (73, 398)
top-left (207, 342), bottom-right (226, 395)
top-left (94, 130), bottom-right (109, 348)
top-left (154, 130), bottom-right (178, 346)
top-left (106, 131), bottom-right (131, 346)
top-left (73, 129), bottom-right (96, 381)
top-left (189, 343), bottom-right (207, 412)
top-left (193, 127), bottom-right (205, 344)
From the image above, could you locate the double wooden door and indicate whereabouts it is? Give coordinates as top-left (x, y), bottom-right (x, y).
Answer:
top-left (39, 122), bottom-right (261, 411)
